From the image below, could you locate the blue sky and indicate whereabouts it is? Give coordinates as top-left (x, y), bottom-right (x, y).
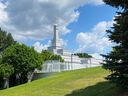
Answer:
top-left (0, 0), bottom-right (117, 59)
top-left (63, 4), bottom-right (116, 51)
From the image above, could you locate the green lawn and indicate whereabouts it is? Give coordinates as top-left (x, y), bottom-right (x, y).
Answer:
top-left (0, 67), bottom-right (123, 96)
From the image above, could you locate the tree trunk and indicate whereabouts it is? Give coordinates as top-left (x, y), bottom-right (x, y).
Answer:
top-left (27, 73), bottom-right (34, 83)
top-left (3, 77), bottom-right (9, 89)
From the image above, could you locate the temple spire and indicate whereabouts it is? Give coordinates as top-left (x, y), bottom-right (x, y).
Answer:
top-left (55, 16), bottom-right (58, 24)
top-left (52, 17), bottom-right (61, 47)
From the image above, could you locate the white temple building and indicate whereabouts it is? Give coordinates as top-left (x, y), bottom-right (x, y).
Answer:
top-left (48, 20), bottom-right (81, 63)
top-left (33, 18), bottom-right (103, 79)
top-left (33, 17), bottom-right (102, 80)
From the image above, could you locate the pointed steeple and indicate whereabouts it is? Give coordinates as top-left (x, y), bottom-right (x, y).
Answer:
top-left (55, 16), bottom-right (58, 24)
top-left (52, 17), bottom-right (61, 47)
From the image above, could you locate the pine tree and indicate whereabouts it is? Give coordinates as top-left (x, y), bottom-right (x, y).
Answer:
top-left (0, 28), bottom-right (17, 55)
top-left (102, 0), bottom-right (128, 88)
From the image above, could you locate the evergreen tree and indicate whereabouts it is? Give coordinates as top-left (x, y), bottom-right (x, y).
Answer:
top-left (102, 0), bottom-right (128, 88)
top-left (0, 28), bottom-right (17, 54)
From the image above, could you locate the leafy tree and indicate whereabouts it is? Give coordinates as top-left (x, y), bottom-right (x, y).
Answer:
top-left (102, 0), bottom-right (128, 88)
top-left (50, 55), bottom-right (64, 62)
top-left (41, 50), bottom-right (53, 61)
top-left (41, 50), bottom-right (64, 62)
top-left (0, 28), bottom-right (16, 89)
top-left (0, 64), bottom-right (14, 88)
top-left (2, 44), bottom-right (43, 85)
top-left (0, 64), bottom-right (14, 80)
top-left (0, 28), bottom-right (17, 54)
top-left (74, 53), bottom-right (92, 58)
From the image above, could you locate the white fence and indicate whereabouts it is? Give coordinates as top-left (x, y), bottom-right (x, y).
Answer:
top-left (35, 60), bottom-right (102, 73)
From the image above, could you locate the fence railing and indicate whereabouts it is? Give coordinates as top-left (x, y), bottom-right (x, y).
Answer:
top-left (35, 60), bottom-right (102, 73)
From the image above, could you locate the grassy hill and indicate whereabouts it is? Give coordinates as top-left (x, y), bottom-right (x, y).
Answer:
top-left (0, 67), bottom-right (123, 96)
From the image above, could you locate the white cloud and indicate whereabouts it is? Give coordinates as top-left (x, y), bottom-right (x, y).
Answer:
top-left (0, 2), bottom-right (8, 27)
top-left (33, 40), bottom-right (51, 52)
top-left (60, 38), bottom-right (67, 47)
top-left (0, 0), bottom-right (103, 41)
top-left (76, 21), bottom-right (113, 59)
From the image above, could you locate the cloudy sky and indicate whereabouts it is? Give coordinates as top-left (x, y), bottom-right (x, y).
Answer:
top-left (0, 0), bottom-right (116, 59)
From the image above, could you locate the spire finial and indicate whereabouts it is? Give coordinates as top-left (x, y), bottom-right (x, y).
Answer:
top-left (55, 16), bottom-right (58, 24)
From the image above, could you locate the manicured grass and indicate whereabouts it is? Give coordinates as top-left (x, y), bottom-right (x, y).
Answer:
top-left (0, 67), bottom-right (122, 96)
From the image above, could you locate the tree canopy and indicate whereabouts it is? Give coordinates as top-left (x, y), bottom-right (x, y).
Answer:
top-left (102, 0), bottom-right (128, 88)
top-left (41, 50), bottom-right (64, 62)
top-left (103, 0), bottom-right (128, 9)
top-left (1, 44), bottom-right (43, 84)
top-left (0, 28), bottom-right (17, 54)
top-left (0, 64), bottom-right (14, 78)
top-left (74, 53), bottom-right (92, 58)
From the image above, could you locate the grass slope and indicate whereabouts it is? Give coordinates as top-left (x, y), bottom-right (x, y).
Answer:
top-left (0, 67), bottom-right (122, 96)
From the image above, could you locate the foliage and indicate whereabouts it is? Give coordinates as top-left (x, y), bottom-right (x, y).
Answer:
top-left (41, 50), bottom-right (64, 62)
top-left (0, 64), bottom-right (14, 78)
top-left (0, 28), bottom-right (16, 89)
top-left (50, 55), bottom-right (64, 62)
top-left (74, 53), bottom-right (92, 58)
top-left (0, 67), bottom-right (122, 96)
top-left (0, 57), bottom-right (2, 63)
top-left (102, 0), bottom-right (128, 88)
top-left (2, 44), bottom-right (43, 84)
top-left (103, 0), bottom-right (128, 9)
top-left (0, 28), bottom-right (17, 54)
top-left (41, 50), bottom-right (53, 61)
top-left (0, 63), bottom-right (14, 89)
